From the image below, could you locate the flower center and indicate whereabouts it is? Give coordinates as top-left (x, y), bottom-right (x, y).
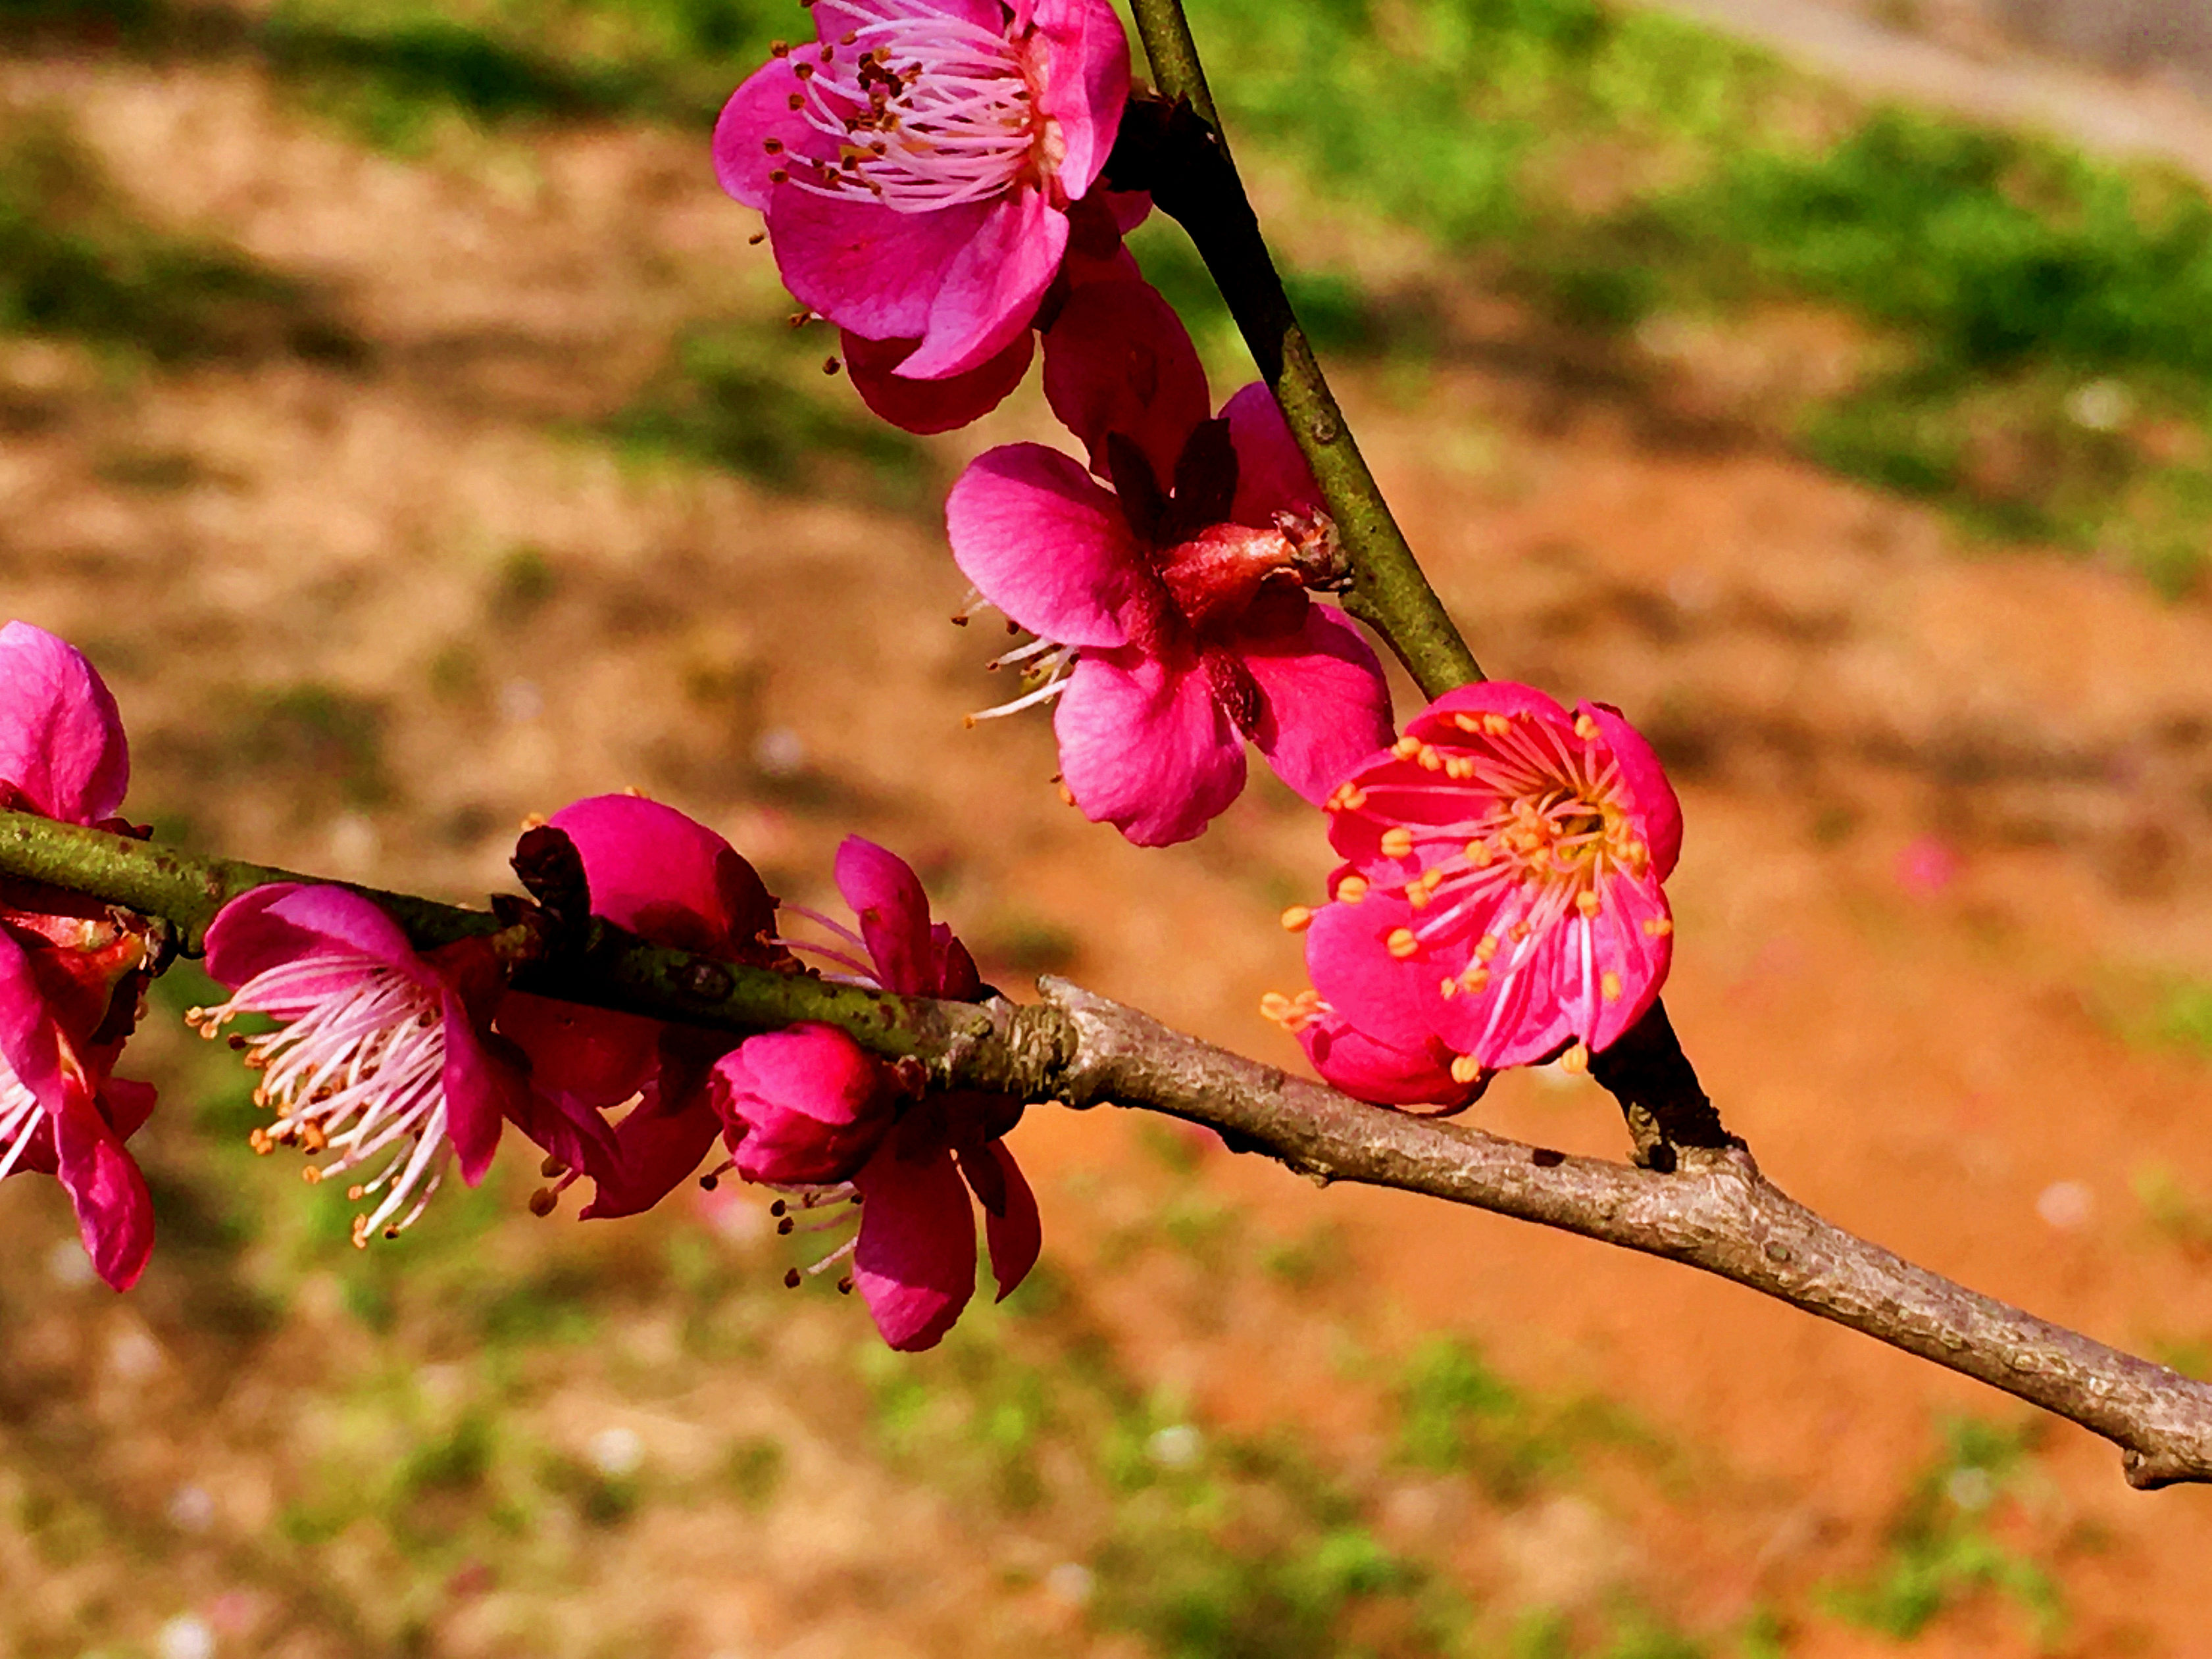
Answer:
top-left (189, 954), bottom-right (455, 1246)
top-left (786, 4), bottom-right (1054, 213)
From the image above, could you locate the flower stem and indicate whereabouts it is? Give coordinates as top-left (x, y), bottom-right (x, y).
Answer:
top-left (1122, 0), bottom-right (1483, 699)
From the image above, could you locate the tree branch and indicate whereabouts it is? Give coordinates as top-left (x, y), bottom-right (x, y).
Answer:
top-left (6, 810), bottom-right (2209, 1486)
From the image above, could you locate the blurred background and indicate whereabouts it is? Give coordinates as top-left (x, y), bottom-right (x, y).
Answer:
top-left (6, 0), bottom-right (2212, 1652)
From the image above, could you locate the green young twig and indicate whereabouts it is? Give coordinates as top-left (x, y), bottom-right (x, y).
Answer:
top-left (1122, 0), bottom-right (1482, 698)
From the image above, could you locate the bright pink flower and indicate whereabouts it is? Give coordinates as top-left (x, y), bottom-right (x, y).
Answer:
top-left (1294, 683), bottom-right (1682, 1082)
top-left (710, 836), bottom-right (1037, 1351)
top-left (715, 0), bottom-right (1131, 382)
top-left (195, 885), bottom-right (531, 1245)
top-left (1261, 988), bottom-right (1489, 1112)
top-left (0, 621), bottom-right (157, 1290)
top-left (497, 794), bottom-right (788, 1220)
top-left (947, 301), bottom-right (1394, 846)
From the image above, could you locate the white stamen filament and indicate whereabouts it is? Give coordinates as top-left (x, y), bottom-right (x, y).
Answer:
top-left (0, 1062), bottom-right (43, 1183)
top-left (966, 641), bottom-right (1077, 724)
top-left (784, 3), bottom-right (1047, 213)
top-left (190, 951), bottom-right (456, 1246)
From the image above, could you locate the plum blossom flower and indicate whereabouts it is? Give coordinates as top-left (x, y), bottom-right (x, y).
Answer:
top-left (715, 0), bottom-right (1131, 383)
top-left (0, 620), bottom-right (158, 1290)
top-left (1278, 683), bottom-right (1682, 1094)
top-left (192, 886), bottom-right (530, 1245)
top-left (496, 794), bottom-right (789, 1220)
top-left (946, 296), bottom-right (1394, 846)
top-left (710, 836), bottom-right (1038, 1351)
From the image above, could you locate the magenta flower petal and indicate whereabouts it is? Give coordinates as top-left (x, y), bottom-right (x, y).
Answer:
top-left (948, 443), bottom-right (1146, 647)
top-left (1297, 1015), bottom-right (1482, 1110)
top-left (900, 190), bottom-right (1068, 379)
top-left (844, 328), bottom-right (1033, 434)
top-left (772, 191), bottom-right (988, 342)
top-left (853, 1136), bottom-right (978, 1351)
top-left (203, 883), bottom-right (422, 993)
top-left (1304, 894), bottom-right (1444, 1051)
top-left (834, 837), bottom-right (933, 996)
top-left (1034, 0), bottom-right (1132, 198)
top-left (576, 1085), bottom-right (724, 1221)
top-left (716, 1023), bottom-right (895, 1186)
top-left (549, 794), bottom-right (774, 954)
top-left (50, 1081), bottom-right (153, 1290)
top-left (497, 992), bottom-right (661, 1112)
top-left (0, 620), bottom-right (130, 825)
top-left (1042, 276), bottom-right (1212, 487)
top-left (0, 928), bottom-right (65, 1109)
top-left (1055, 650), bottom-right (1245, 847)
top-left (433, 956), bottom-right (528, 1185)
top-left (972, 1140), bottom-right (1040, 1301)
top-left (1585, 701), bottom-right (1682, 881)
top-left (1237, 605), bottom-right (1396, 805)
top-left (712, 59), bottom-right (821, 209)
top-left (1221, 384), bottom-right (1322, 526)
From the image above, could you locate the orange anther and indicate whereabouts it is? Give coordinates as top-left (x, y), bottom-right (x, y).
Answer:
top-left (1391, 735), bottom-right (1422, 760)
top-left (1417, 745), bottom-right (1444, 772)
top-left (1559, 1042), bottom-right (1590, 1075)
top-left (1449, 1055), bottom-right (1484, 1085)
top-left (1642, 916), bottom-right (1673, 937)
top-left (1465, 839), bottom-right (1494, 868)
top-left (1574, 713), bottom-right (1600, 741)
top-left (1475, 933), bottom-right (1500, 962)
top-left (1483, 713), bottom-right (1513, 737)
top-left (1575, 891), bottom-right (1602, 918)
top-left (1600, 971), bottom-right (1622, 1002)
top-left (1380, 827), bottom-right (1415, 859)
top-left (1280, 905), bottom-right (1313, 933)
top-left (1335, 874), bottom-right (1369, 904)
top-left (1386, 928), bottom-right (1420, 959)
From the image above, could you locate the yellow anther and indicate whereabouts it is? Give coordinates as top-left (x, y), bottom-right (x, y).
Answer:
top-left (1462, 966), bottom-right (1491, 993)
top-left (1407, 885), bottom-right (1432, 912)
top-left (1391, 735), bottom-right (1422, 760)
top-left (1508, 921), bottom-right (1532, 943)
top-left (1453, 712), bottom-right (1484, 734)
top-left (1465, 839), bottom-right (1494, 868)
top-left (1559, 1042), bottom-right (1590, 1075)
top-left (1575, 891), bottom-right (1602, 918)
top-left (1482, 713), bottom-right (1513, 737)
top-left (346, 1183), bottom-right (366, 1201)
top-left (1417, 744), bottom-right (1444, 772)
top-left (1600, 971), bottom-right (1622, 1003)
top-left (1420, 867), bottom-right (1446, 891)
top-left (1625, 841), bottom-right (1649, 874)
top-left (1574, 713), bottom-right (1600, 741)
top-left (351, 1216), bottom-right (371, 1249)
top-left (1642, 916), bottom-right (1673, 937)
top-left (1445, 755), bottom-right (1476, 780)
top-left (1438, 976), bottom-right (1458, 999)
top-left (300, 1166), bottom-right (322, 1186)
top-left (247, 1128), bottom-right (271, 1156)
top-left (1386, 928), bottom-right (1420, 959)
top-left (1449, 1055), bottom-right (1485, 1085)
top-left (1380, 827), bottom-right (1415, 859)
top-left (519, 812), bottom-right (548, 830)
top-left (1475, 933), bottom-right (1500, 962)
top-left (300, 1123), bottom-right (328, 1153)
top-left (1280, 905), bottom-right (1314, 933)
top-left (1259, 991), bottom-right (1295, 1024)
top-left (1335, 874), bottom-right (1369, 904)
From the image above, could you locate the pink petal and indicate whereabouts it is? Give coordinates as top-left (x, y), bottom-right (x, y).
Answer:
top-left (1303, 894), bottom-right (1445, 1052)
top-left (578, 1085), bottom-right (724, 1220)
top-left (1041, 277), bottom-right (1210, 487)
top-left (498, 991), bottom-right (661, 1112)
top-left (50, 1070), bottom-right (153, 1290)
top-left (974, 1140), bottom-right (1039, 1300)
top-left (1032, 0), bottom-right (1132, 199)
top-left (0, 928), bottom-right (64, 1112)
top-left (1054, 649), bottom-right (1245, 847)
top-left (1236, 605), bottom-right (1395, 805)
top-left (438, 986), bottom-right (526, 1186)
top-left (712, 61), bottom-right (827, 210)
top-left (947, 443), bottom-right (1146, 647)
top-left (1585, 876), bottom-right (1674, 1054)
top-left (853, 1136), bottom-right (977, 1350)
top-left (900, 191), bottom-right (1067, 379)
top-left (549, 795), bottom-right (771, 953)
top-left (501, 1074), bottom-right (622, 1187)
top-left (1221, 384), bottom-right (1321, 525)
top-left (0, 620), bottom-right (129, 825)
top-left (203, 884), bottom-right (425, 995)
top-left (843, 328), bottom-right (1032, 434)
top-left (1584, 701), bottom-right (1683, 881)
top-left (834, 837), bottom-right (933, 995)
top-left (1298, 1016), bottom-right (1480, 1110)
top-left (1405, 681), bottom-right (1574, 748)
top-left (716, 1023), bottom-right (895, 1186)
top-left (770, 191), bottom-right (984, 341)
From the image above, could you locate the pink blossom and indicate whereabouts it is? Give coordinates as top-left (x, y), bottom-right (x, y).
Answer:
top-left (0, 621), bottom-right (157, 1290)
top-left (1289, 683), bottom-right (1682, 1085)
top-left (710, 837), bottom-right (1037, 1351)
top-left (947, 299), bottom-right (1394, 845)
top-left (194, 885), bottom-right (531, 1245)
top-left (715, 0), bottom-right (1131, 382)
top-left (1260, 989), bottom-right (1489, 1112)
top-left (496, 794), bottom-right (787, 1220)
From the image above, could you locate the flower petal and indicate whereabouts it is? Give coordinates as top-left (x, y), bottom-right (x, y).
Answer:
top-left (51, 1076), bottom-right (154, 1291)
top-left (716, 1023), bottom-right (895, 1186)
top-left (853, 1136), bottom-right (977, 1350)
top-left (1298, 1016), bottom-right (1482, 1110)
top-left (1585, 701), bottom-right (1683, 881)
top-left (499, 991), bottom-right (662, 1112)
top-left (770, 190), bottom-right (985, 341)
top-left (1055, 649), bottom-right (1245, 846)
top-left (1237, 605), bottom-right (1396, 805)
top-left (1034, 0), bottom-right (1132, 200)
top-left (203, 884), bottom-right (424, 994)
top-left (0, 620), bottom-right (129, 825)
top-left (947, 443), bottom-right (1145, 647)
top-left (712, 60), bottom-right (826, 210)
top-left (578, 1083), bottom-right (724, 1221)
top-left (843, 328), bottom-right (1032, 435)
top-left (834, 837), bottom-right (934, 995)
top-left (549, 795), bottom-right (774, 955)
top-left (1303, 894), bottom-right (1446, 1051)
top-left (1220, 383), bottom-right (1322, 525)
top-left (901, 191), bottom-right (1067, 380)
top-left (974, 1140), bottom-right (1040, 1301)
top-left (1042, 276), bottom-right (1209, 487)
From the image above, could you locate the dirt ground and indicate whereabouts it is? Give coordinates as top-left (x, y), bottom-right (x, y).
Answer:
top-left (5, 12), bottom-right (2212, 1659)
